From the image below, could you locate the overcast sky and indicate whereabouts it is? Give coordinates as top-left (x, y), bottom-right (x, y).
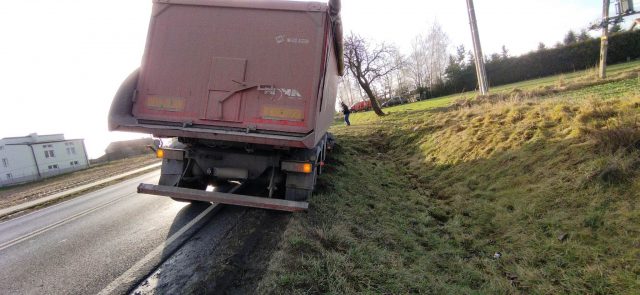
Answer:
top-left (0, 0), bottom-right (634, 158)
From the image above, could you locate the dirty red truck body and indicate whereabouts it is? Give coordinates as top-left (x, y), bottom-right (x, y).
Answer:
top-left (111, 0), bottom-right (343, 149)
top-left (109, 0), bottom-right (344, 209)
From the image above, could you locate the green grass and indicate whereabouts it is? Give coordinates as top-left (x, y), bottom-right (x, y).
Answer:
top-left (258, 61), bottom-right (640, 294)
top-left (356, 60), bottom-right (640, 122)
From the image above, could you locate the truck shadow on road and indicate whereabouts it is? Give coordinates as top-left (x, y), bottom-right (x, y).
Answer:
top-left (130, 202), bottom-right (291, 295)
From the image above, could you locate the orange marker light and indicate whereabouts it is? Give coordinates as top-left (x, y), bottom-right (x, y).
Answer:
top-left (281, 161), bottom-right (314, 174)
top-left (156, 148), bottom-right (164, 159)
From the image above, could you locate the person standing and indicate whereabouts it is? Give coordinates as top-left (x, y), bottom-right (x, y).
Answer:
top-left (341, 102), bottom-right (351, 126)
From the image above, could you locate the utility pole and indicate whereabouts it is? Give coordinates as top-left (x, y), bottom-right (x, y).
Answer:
top-left (599, 0), bottom-right (610, 79)
top-left (466, 0), bottom-right (489, 95)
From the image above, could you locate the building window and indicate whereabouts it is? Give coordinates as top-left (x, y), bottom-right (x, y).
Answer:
top-left (0, 146), bottom-right (4, 151)
top-left (44, 150), bottom-right (55, 158)
top-left (70, 161), bottom-right (79, 166)
top-left (1, 158), bottom-right (7, 168)
top-left (74, 161), bottom-right (79, 165)
top-left (5, 173), bottom-right (11, 180)
top-left (65, 142), bottom-right (75, 146)
top-left (48, 164), bottom-right (59, 170)
top-left (66, 147), bottom-right (76, 155)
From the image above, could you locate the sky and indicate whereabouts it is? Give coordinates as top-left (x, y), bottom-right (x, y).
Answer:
top-left (0, 0), bottom-right (635, 158)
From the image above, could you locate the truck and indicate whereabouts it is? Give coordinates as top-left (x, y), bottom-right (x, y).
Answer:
top-left (109, 0), bottom-right (344, 212)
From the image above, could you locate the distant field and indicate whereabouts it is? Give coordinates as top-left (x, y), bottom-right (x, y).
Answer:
top-left (365, 60), bottom-right (640, 119)
top-left (259, 61), bottom-right (640, 293)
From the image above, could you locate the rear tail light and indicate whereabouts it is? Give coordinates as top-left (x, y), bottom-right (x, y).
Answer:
top-left (156, 148), bottom-right (184, 160)
top-left (281, 161), bottom-right (313, 174)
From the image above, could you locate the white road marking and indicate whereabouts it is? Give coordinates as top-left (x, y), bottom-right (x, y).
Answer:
top-left (0, 194), bottom-right (132, 252)
top-left (0, 171), bottom-right (159, 227)
top-left (97, 203), bottom-right (221, 295)
top-left (98, 183), bottom-right (242, 295)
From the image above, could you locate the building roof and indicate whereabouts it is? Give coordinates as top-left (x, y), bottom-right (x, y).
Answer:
top-left (5, 139), bottom-right (84, 146)
top-left (1, 133), bottom-right (63, 140)
top-left (0, 133), bottom-right (83, 145)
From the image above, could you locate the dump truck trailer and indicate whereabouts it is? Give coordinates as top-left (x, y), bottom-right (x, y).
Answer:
top-left (109, 0), bottom-right (344, 211)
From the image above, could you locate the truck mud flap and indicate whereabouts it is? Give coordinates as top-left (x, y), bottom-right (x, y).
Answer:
top-left (137, 183), bottom-right (308, 212)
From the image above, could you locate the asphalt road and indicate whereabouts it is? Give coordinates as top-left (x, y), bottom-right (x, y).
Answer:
top-left (0, 171), bottom-right (216, 295)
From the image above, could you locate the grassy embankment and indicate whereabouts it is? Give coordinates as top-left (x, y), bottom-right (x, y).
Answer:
top-left (258, 61), bottom-right (640, 294)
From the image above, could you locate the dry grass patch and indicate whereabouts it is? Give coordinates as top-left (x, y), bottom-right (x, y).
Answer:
top-left (258, 69), bottom-right (640, 294)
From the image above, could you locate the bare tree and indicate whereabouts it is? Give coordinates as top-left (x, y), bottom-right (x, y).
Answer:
top-left (343, 34), bottom-right (399, 116)
top-left (337, 75), bottom-right (361, 108)
top-left (391, 49), bottom-right (411, 98)
top-left (408, 34), bottom-right (429, 89)
top-left (380, 46), bottom-right (407, 101)
top-left (500, 45), bottom-right (509, 59)
top-left (408, 21), bottom-right (450, 91)
top-left (426, 21), bottom-right (450, 87)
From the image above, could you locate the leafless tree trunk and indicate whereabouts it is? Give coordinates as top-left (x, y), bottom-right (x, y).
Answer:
top-left (343, 34), bottom-right (399, 116)
top-left (408, 21), bottom-right (450, 93)
top-left (409, 34), bottom-right (429, 90)
top-left (388, 48), bottom-right (411, 98)
top-left (380, 46), bottom-right (406, 101)
top-left (337, 75), bottom-right (361, 108)
top-left (426, 21), bottom-right (450, 87)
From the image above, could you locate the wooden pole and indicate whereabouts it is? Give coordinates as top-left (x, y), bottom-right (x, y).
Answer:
top-left (599, 0), bottom-right (610, 79)
top-left (466, 0), bottom-right (489, 95)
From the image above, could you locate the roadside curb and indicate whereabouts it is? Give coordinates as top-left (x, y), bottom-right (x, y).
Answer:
top-left (0, 162), bottom-right (162, 218)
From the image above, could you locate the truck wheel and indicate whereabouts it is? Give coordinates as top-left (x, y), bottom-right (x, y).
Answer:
top-left (285, 187), bottom-right (312, 201)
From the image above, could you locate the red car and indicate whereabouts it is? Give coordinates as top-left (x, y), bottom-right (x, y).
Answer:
top-left (350, 100), bottom-right (371, 112)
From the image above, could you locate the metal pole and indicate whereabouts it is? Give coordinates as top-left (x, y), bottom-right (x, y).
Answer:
top-left (466, 0), bottom-right (489, 95)
top-left (599, 0), bottom-right (610, 79)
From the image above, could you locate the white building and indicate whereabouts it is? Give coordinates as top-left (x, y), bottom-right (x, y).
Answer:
top-left (0, 133), bottom-right (90, 187)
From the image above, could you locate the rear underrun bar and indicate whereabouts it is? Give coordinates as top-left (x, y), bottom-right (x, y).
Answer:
top-left (137, 183), bottom-right (309, 212)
